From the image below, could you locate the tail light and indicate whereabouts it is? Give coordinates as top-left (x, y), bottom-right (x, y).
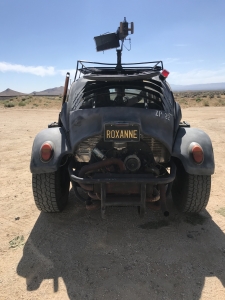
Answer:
top-left (191, 143), bottom-right (204, 164)
top-left (161, 69), bottom-right (170, 78)
top-left (40, 142), bottom-right (54, 162)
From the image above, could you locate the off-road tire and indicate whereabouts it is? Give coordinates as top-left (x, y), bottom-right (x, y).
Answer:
top-left (172, 161), bottom-right (211, 213)
top-left (32, 166), bottom-right (70, 212)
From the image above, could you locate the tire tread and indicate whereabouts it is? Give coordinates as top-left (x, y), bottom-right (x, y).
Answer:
top-left (32, 170), bottom-right (69, 212)
top-left (172, 162), bottom-right (211, 213)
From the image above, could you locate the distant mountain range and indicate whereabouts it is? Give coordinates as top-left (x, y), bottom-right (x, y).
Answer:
top-left (31, 86), bottom-right (64, 96)
top-left (0, 86), bottom-right (64, 97)
top-left (1, 82), bottom-right (225, 96)
top-left (0, 88), bottom-right (26, 97)
top-left (171, 82), bottom-right (225, 91)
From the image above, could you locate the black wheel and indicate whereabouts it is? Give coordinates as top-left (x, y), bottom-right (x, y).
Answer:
top-left (32, 166), bottom-right (70, 212)
top-left (172, 161), bottom-right (211, 213)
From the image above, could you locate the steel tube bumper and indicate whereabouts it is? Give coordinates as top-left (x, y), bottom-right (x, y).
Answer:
top-left (68, 161), bottom-right (176, 185)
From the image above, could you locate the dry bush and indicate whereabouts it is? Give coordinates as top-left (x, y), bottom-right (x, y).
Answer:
top-left (0, 95), bottom-right (61, 110)
top-left (173, 90), bottom-right (225, 108)
top-left (4, 103), bottom-right (15, 108)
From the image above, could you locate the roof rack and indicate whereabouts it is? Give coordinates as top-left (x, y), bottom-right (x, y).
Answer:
top-left (74, 60), bottom-right (164, 80)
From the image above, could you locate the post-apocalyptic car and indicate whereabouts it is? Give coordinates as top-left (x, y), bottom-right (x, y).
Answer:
top-left (30, 18), bottom-right (214, 218)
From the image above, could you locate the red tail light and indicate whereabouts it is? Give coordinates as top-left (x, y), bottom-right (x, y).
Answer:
top-left (191, 144), bottom-right (204, 164)
top-left (161, 69), bottom-right (170, 78)
top-left (40, 142), bottom-right (54, 162)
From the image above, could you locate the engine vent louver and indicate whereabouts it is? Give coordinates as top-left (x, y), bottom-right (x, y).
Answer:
top-left (75, 134), bottom-right (170, 163)
top-left (141, 135), bottom-right (170, 163)
top-left (75, 135), bottom-right (102, 162)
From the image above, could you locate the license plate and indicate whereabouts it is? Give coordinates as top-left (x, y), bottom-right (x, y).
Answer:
top-left (104, 124), bottom-right (140, 142)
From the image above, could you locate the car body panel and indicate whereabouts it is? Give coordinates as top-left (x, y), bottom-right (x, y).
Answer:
top-left (172, 127), bottom-right (214, 175)
top-left (30, 127), bottom-right (71, 174)
top-left (69, 107), bottom-right (174, 153)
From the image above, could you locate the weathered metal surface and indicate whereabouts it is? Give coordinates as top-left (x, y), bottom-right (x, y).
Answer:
top-left (159, 184), bottom-right (169, 217)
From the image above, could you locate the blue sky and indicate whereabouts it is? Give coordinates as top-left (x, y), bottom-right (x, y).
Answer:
top-left (0, 0), bottom-right (225, 93)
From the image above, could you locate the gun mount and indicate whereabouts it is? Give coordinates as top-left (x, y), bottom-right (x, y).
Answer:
top-left (94, 17), bottom-right (134, 70)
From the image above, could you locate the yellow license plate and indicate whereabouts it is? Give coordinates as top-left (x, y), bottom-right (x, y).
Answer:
top-left (104, 124), bottom-right (140, 141)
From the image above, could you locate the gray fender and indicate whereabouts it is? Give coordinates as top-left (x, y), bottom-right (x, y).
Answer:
top-left (172, 127), bottom-right (215, 175)
top-left (30, 127), bottom-right (71, 174)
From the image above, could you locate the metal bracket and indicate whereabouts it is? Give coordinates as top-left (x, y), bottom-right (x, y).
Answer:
top-left (100, 182), bottom-right (147, 218)
top-left (101, 183), bottom-right (106, 219)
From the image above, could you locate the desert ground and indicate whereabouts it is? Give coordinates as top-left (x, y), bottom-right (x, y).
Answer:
top-left (0, 103), bottom-right (225, 299)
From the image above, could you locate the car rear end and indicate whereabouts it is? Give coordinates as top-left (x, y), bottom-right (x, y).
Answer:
top-left (67, 68), bottom-right (177, 217)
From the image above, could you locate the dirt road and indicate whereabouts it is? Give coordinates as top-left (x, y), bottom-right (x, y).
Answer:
top-left (0, 107), bottom-right (225, 300)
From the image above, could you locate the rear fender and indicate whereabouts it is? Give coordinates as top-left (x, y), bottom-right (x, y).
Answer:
top-left (30, 127), bottom-right (71, 174)
top-left (172, 127), bottom-right (214, 175)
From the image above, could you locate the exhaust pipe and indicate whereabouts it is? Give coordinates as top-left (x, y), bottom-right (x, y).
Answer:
top-left (78, 158), bottom-right (126, 191)
top-left (62, 72), bottom-right (70, 105)
top-left (58, 72), bottom-right (70, 126)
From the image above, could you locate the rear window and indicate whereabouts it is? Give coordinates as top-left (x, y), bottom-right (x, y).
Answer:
top-left (79, 85), bottom-right (163, 110)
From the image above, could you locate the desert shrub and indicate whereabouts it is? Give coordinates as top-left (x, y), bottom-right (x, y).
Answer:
top-left (33, 103), bottom-right (39, 107)
top-left (195, 98), bottom-right (202, 102)
top-left (179, 99), bottom-right (188, 105)
top-left (209, 94), bottom-right (214, 99)
top-left (4, 103), bottom-right (15, 108)
top-left (202, 95), bottom-right (207, 98)
top-left (204, 100), bottom-right (209, 106)
top-left (19, 102), bottom-right (26, 106)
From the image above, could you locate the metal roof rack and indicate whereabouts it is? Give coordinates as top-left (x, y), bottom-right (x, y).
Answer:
top-left (74, 60), bottom-right (164, 80)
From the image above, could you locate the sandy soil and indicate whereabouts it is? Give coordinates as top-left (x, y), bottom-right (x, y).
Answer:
top-left (0, 107), bottom-right (225, 300)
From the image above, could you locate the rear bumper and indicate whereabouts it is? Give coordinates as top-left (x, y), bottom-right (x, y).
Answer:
top-left (68, 160), bottom-right (176, 185)
top-left (69, 161), bottom-right (176, 218)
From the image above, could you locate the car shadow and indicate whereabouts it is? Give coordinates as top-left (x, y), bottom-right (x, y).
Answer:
top-left (17, 189), bottom-right (225, 299)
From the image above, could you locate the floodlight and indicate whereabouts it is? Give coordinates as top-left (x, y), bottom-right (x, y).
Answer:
top-left (94, 33), bottom-right (120, 52)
